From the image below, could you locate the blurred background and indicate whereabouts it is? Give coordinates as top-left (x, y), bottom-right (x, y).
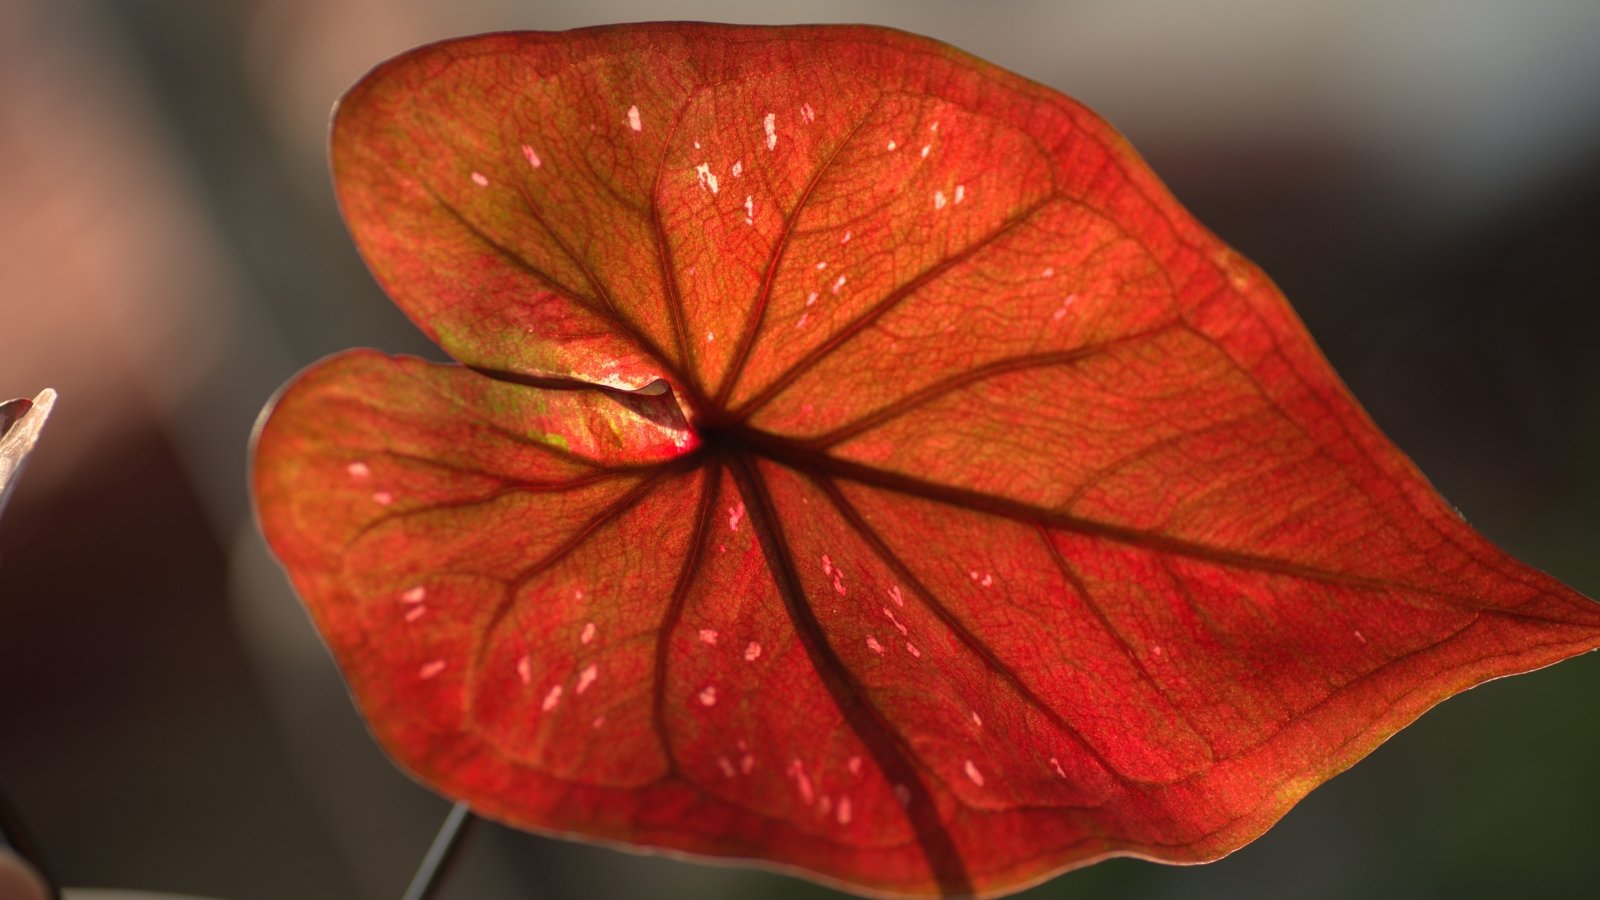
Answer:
top-left (2, 1), bottom-right (1597, 898)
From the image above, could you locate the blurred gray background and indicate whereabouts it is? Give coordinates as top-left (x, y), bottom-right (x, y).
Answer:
top-left (2, 1), bottom-right (1597, 898)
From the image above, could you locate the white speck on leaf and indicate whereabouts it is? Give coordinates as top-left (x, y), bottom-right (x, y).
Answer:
top-left (882, 607), bottom-right (908, 635)
top-left (964, 759), bottom-right (985, 787)
top-left (575, 663), bottom-right (598, 694)
top-left (694, 162), bottom-right (719, 194)
top-left (788, 759), bottom-right (814, 804)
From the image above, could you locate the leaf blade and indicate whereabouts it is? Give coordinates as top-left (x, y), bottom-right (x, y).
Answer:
top-left (259, 23), bottom-right (1600, 898)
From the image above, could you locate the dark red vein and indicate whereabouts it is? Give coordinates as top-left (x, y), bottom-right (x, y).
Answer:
top-left (649, 101), bottom-right (699, 394)
top-left (731, 430), bottom-right (1580, 623)
top-left (469, 465), bottom-right (683, 680)
top-left (425, 194), bottom-right (695, 393)
top-left (712, 99), bottom-right (884, 409)
top-left (509, 182), bottom-right (625, 320)
top-left (389, 364), bottom-right (650, 472)
top-left (1037, 526), bottom-right (1214, 760)
top-left (813, 474), bottom-right (1137, 785)
top-left (339, 477), bottom-right (617, 556)
top-left (727, 195), bottom-right (1057, 423)
top-left (650, 462), bottom-right (720, 770)
top-left (726, 452), bottom-right (973, 896)
top-left (805, 323), bottom-right (1181, 448)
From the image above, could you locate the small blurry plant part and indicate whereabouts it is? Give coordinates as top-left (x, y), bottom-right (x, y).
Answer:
top-left (0, 390), bottom-right (55, 523)
top-left (2, 390), bottom-right (56, 900)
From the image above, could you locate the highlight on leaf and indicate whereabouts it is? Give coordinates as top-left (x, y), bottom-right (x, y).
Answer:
top-left (250, 23), bottom-right (1600, 898)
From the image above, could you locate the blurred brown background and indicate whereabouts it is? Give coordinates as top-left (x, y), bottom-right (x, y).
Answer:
top-left (2, 1), bottom-right (1597, 898)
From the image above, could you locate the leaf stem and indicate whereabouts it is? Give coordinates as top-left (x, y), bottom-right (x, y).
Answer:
top-left (401, 802), bottom-right (474, 900)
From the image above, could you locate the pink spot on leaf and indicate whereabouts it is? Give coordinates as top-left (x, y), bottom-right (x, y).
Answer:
top-left (575, 663), bottom-right (598, 694)
top-left (964, 759), bottom-right (985, 787)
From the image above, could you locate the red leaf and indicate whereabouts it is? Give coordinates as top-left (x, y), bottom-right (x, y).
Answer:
top-left (252, 24), bottom-right (1600, 898)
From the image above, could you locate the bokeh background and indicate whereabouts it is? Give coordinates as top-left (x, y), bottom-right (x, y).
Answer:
top-left (3, 1), bottom-right (1598, 898)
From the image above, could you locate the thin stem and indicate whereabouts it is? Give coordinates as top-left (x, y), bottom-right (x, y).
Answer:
top-left (401, 802), bottom-right (474, 900)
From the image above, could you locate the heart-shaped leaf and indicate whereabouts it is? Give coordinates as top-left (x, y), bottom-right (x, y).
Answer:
top-left (252, 24), bottom-right (1600, 898)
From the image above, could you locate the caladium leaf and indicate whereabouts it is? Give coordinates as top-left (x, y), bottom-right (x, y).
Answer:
top-left (253, 24), bottom-right (1600, 898)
